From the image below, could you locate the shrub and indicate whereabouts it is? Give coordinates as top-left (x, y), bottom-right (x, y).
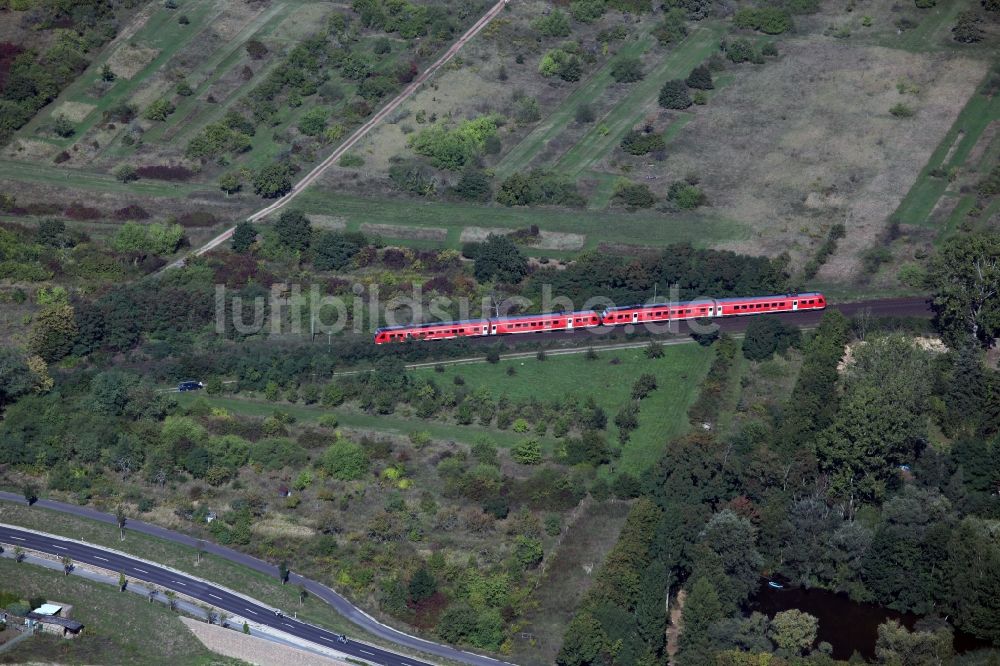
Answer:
top-left (952, 10), bottom-right (983, 42)
top-left (761, 41), bottom-right (779, 56)
top-left (409, 115), bottom-right (501, 170)
top-left (889, 103), bottom-right (914, 118)
top-left (654, 8), bottom-right (688, 44)
top-left (533, 10), bottom-right (571, 37)
top-left (114, 164), bottom-right (138, 183)
top-left (575, 103), bottom-right (595, 124)
top-left (52, 114), bottom-right (74, 137)
top-left (570, 0), bottom-right (606, 22)
top-left (143, 99), bottom-right (175, 122)
top-left (621, 129), bottom-right (666, 155)
top-left (113, 205), bottom-right (150, 221)
top-left (611, 57), bottom-right (644, 83)
top-left (725, 38), bottom-right (759, 63)
top-left (176, 211), bottom-right (218, 227)
top-left (686, 64), bottom-right (713, 89)
top-left (252, 163), bottom-right (293, 198)
top-left (538, 48), bottom-right (583, 82)
top-left (452, 167), bottom-right (492, 201)
top-left (734, 7), bottom-right (792, 34)
top-left (658, 79), bottom-right (692, 109)
top-left (245, 39), bottom-right (268, 59)
top-left (743, 316), bottom-right (799, 361)
top-left (496, 170), bottom-right (585, 207)
top-left (339, 153), bottom-right (364, 168)
top-left (613, 180), bottom-right (657, 209)
top-left (136, 165), bottom-right (193, 181)
top-left (512, 439), bottom-right (542, 465)
top-left (322, 438), bottom-right (368, 480)
top-left (667, 180), bottom-right (707, 209)
top-left (298, 107), bottom-right (328, 136)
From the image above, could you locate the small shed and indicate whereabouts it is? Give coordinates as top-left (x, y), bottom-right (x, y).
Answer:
top-left (27, 613), bottom-right (84, 638)
top-left (32, 604), bottom-right (62, 617)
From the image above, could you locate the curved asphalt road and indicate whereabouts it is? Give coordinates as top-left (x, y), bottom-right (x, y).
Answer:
top-left (0, 494), bottom-right (510, 666)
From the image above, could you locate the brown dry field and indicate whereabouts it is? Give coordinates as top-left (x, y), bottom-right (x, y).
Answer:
top-left (639, 40), bottom-right (986, 279)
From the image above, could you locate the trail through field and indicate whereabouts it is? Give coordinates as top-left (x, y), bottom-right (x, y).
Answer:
top-left (164, 0), bottom-right (510, 270)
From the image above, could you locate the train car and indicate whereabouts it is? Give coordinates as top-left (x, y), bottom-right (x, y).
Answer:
top-left (601, 299), bottom-right (717, 326)
top-left (715, 292), bottom-right (825, 316)
top-left (492, 310), bottom-right (601, 336)
top-left (374, 318), bottom-right (491, 344)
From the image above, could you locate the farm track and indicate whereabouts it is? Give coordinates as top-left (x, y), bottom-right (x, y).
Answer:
top-left (164, 0), bottom-right (510, 270)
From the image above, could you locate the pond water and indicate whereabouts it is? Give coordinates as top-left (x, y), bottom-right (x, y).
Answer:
top-left (751, 582), bottom-right (994, 660)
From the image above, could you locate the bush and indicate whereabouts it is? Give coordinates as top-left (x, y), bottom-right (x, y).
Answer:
top-left (658, 79), bottom-right (692, 109)
top-left (143, 99), bottom-right (175, 122)
top-left (297, 107), bottom-right (328, 136)
top-left (322, 438), bottom-right (368, 480)
top-left (733, 7), bottom-right (792, 34)
top-left (245, 39), bottom-right (268, 59)
top-left (890, 103), bottom-right (914, 118)
top-left (512, 439), bottom-right (542, 465)
top-left (339, 153), bottom-right (364, 168)
top-left (742, 316), bottom-right (800, 361)
top-left (538, 48), bottom-right (583, 82)
top-left (313, 231), bottom-right (363, 271)
top-left (667, 180), bottom-right (707, 209)
top-left (654, 8), bottom-right (688, 44)
top-left (533, 11), bottom-right (571, 37)
top-left (114, 164), bottom-right (139, 183)
top-left (686, 64), bottom-right (714, 90)
top-left (452, 167), bottom-right (492, 201)
top-left (725, 38), bottom-right (760, 63)
top-left (575, 103), bottom-right (595, 124)
top-left (409, 115), bottom-right (501, 170)
top-left (252, 163), bottom-right (293, 198)
top-left (613, 180), bottom-right (657, 209)
top-left (953, 10), bottom-right (983, 43)
top-left (496, 170), bottom-right (585, 207)
top-left (621, 129), bottom-right (666, 155)
top-left (611, 57), bottom-right (644, 83)
top-left (571, 0), bottom-right (606, 22)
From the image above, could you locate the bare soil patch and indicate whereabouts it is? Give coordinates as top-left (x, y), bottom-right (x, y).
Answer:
top-left (307, 214), bottom-right (347, 230)
top-left (360, 222), bottom-right (447, 241)
top-left (106, 43), bottom-right (161, 80)
top-left (179, 617), bottom-right (350, 666)
top-left (53, 101), bottom-right (96, 123)
top-left (536, 230), bottom-right (586, 250)
top-left (460, 226), bottom-right (512, 243)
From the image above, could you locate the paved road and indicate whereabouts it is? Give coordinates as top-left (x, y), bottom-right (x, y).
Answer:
top-left (0, 494), bottom-right (510, 666)
top-left (166, 0), bottom-right (510, 270)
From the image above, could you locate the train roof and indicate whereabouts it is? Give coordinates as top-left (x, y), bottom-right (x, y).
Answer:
top-left (375, 318), bottom-right (490, 333)
top-left (713, 292), bottom-right (823, 303)
top-left (493, 310), bottom-right (598, 321)
top-left (603, 299), bottom-right (714, 313)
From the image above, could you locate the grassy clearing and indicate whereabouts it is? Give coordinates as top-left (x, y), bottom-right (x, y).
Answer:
top-left (411, 343), bottom-right (713, 476)
top-left (891, 74), bottom-right (1000, 231)
top-left (297, 189), bottom-right (747, 252)
top-left (0, 557), bottom-right (230, 665)
top-left (175, 393), bottom-right (557, 450)
top-left (554, 23), bottom-right (725, 177)
top-left (0, 159), bottom-right (205, 197)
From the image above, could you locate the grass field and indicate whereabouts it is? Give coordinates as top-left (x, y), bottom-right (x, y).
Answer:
top-left (892, 72), bottom-right (1000, 232)
top-left (0, 557), bottom-right (232, 665)
top-left (410, 343), bottom-right (713, 476)
top-left (296, 189), bottom-right (747, 254)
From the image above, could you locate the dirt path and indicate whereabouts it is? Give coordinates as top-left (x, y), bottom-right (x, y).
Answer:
top-left (666, 588), bottom-right (687, 660)
top-left (165, 0), bottom-right (510, 270)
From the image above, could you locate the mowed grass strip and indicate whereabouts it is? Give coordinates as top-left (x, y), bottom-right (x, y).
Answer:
top-left (411, 343), bottom-right (713, 475)
top-left (175, 393), bottom-right (558, 451)
top-left (555, 22), bottom-right (725, 177)
top-left (0, 159), bottom-right (206, 197)
top-left (297, 189), bottom-right (747, 250)
top-left (493, 33), bottom-right (656, 180)
top-left (892, 73), bottom-right (1000, 229)
top-left (0, 557), bottom-right (229, 666)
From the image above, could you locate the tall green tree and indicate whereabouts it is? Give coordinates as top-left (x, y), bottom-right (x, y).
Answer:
top-left (473, 234), bottom-right (528, 284)
top-left (927, 234), bottom-right (1000, 347)
top-left (275, 210), bottom-right (312, 252)
top-left (875, 620), bottom-right (954, 666)
top-left (677, 577), bottom-right (724, 666)
top-left (231, 221), bottom-right (257, 253)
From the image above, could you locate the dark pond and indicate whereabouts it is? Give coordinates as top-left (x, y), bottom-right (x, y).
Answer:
top-left (751, 582), bottom-right (994, 660)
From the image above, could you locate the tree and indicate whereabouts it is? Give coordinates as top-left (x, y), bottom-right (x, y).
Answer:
top-left (875, 620), bottom-right (954, 666)
top-left (114, 164), bottom-right (139, 183)
top-left (219, 172), bottom-right (242, 196)
top-left (278, 561), bottom-right (289, 584)
top-left (29, 304), bottom-right (77, 362)
top-left (297, 107), bottom-right (328, 136)
top-left (452, 167), bottom-right (492, 201)
top-left (769, 610), bottom-right (818, 655)
top-left (313, 231), bottom-right (362, 271)
top-left (927, 234), bottom-right (1000, 347)
top-left (52, 114), bottom-right (74, 137)
top-left (231, 221), bottom-right (257, 253)
top-left (686, 64), bottom-right (714, 90)
top-left (677, 577), bottom-right (724, 666)
top-left (408, 566), bottom-right (437, 602)
top-left (118, 572), bottom-right (127, 591)
top-left (513, 535), bottom-right (544, 569)
top-left (298, 583), bottom-right (308, 605)
top-left (100, 63), bottom-right (116, 82)
top-left (613, 180), bottom-right (657, 208)
top-left (13, 546), bottom-right (24, 563)
top-left (575, 103), bottom-right (595, 124)
top-left (512, 438), bottom-right (542, 465)
top-left (611, 56), bottom-right (644, 83)
top-left (474, 234), bottom-right (528, 283)
top-left (59, 555), bottom-right (73, 575)
top-left (197, 540), bottom-right (206, 564)
top-left (659, 79), bottom-right (692, 109)
top-left (275, 209), bottom-right (312, 252)
top-left (734, 7), bottom-right (792, 34)
top-left (22, 483), bottom-right (38, 506)
top-left (692, 509), bottom-right (763, 611)
top-left (252, 163), bottom-right (293, 198)
top-left (321, 439), bottom-right (368, 480)
top-left (143, 99), bottom-right (175, 122)
top-left (947, 517), bottom-right (1000, 642)
top-left (742, 316), bottom-right (798, 361)
top-left (116, 504), bottom-right (127, 541)
top-left (557, 612), bottom-right (608, 666)
top-left (243, 621), bottom-right (250, 634)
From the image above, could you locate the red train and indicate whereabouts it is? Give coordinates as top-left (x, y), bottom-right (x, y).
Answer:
top-left (373, 292), bottom-right (826, 344)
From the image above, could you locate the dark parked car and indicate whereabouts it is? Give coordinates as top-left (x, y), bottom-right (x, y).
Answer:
top-left (178, 380), bottom-right (204, 392)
